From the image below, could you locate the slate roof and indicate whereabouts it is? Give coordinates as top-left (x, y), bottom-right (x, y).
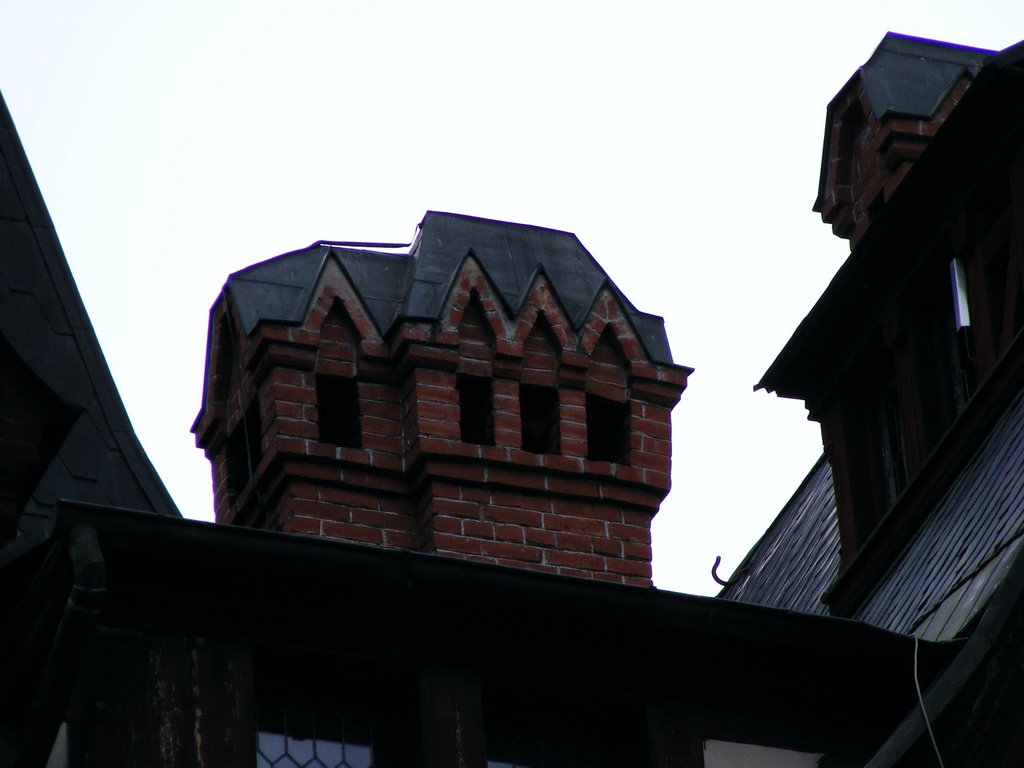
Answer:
top-left (719, 456), bottom-right (838, 616)
top-left (856, 389), bottom-right (1024, 640)
top-left (724, 389), bottom-right (1024, 642)
top-left (857, 33), bottom-right (989, 120)
top-left (224, 211), bottom-right (677, 366)
top-left (0, 89), bottom-right (178, 543)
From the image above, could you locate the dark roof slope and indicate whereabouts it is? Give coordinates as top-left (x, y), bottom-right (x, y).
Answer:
top-left (226, 244), bottom-right (413, 340)
top-left (724, 390), bottom-right (1024, 642)
top-left (719, 456), bottom-right (839, 615)
top-left (223, 211), bottom-right (677, 366)
top-left (856, 389), bottom-right (1024, 640)
top-left (0, 89), bottom-right (178, 539)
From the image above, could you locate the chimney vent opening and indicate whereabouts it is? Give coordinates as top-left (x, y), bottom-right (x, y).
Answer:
top-left (458, 374), bottom-right (495, 446)
top-left (316, 375), bottom-right (362, 448)
top-left (586, 394), bottom-right (630, 464)
top-left (520, 384), bottom-right (560, 454)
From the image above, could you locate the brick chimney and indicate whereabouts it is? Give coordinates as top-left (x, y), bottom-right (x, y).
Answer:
top-left (815, 34), bottom-right (989, 249)
top-left (193, 212), bottom-right (689, 586)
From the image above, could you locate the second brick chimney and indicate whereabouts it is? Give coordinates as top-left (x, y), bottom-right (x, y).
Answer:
top-left (193, 212), bottom-right (690, 586)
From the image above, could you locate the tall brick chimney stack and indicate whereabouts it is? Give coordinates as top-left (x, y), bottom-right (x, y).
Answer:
top-left (815, 34), bottom-right (989, 249)
top-left (193, 212), bottom-right (690, 586)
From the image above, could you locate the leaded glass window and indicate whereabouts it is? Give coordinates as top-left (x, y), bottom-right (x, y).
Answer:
top-left (257, 707), bottom-right (374, 768)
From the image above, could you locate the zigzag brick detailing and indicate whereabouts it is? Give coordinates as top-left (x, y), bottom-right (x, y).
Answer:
top-left (194, 213), bottom-right (689, 586)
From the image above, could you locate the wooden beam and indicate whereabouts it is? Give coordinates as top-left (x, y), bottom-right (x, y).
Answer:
top-left (418, 668), bottom-right (485, 768)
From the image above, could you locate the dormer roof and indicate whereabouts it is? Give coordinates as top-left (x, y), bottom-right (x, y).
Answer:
top-left (857, 34), bottom-right (988, 118)
top-left (814, 33), bottom-right (991, 213)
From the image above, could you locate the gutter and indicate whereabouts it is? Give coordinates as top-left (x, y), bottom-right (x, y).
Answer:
top-left (48, 500), bottom-right (957, 683)
top-left (17, 526), bottom-right (106, 768)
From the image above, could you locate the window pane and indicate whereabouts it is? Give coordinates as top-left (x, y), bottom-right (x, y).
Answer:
top-left (257, 708), bottom-right (375, 768)
top-left (286, 735), bottom-right (315, 763)
top-left (345, 742), bottom-right (373, 768)
top-left (259, 732), bottom-right (286, 760)
top-left (704, 740), bottom-right (822, 767)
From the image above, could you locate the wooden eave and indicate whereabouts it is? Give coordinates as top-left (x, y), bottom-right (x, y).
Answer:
top-left (0, 500), bottom-right (960, 754)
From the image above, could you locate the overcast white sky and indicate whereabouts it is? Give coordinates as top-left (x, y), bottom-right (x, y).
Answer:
top-left (2, 1), bottom-right (1024, 595)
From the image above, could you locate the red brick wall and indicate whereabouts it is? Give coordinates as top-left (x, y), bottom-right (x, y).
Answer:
top-left (318, 300), bottom-right (358, 376)
top-left (457, 293), bottom-right (495, 376)
top-left (522, 318), bottom-right (558, 387)
top-left (195, 259), bottom-right (687, 586)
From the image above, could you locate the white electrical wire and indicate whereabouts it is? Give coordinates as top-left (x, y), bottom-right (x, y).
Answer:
top-left (913, 634), bottom-right (946, 768)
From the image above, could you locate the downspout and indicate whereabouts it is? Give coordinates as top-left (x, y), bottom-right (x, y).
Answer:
top-left (17, 526), bottom-right (106, 768)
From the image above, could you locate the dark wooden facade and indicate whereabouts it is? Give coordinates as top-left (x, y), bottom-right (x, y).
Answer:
top-left (3, 502), bottom-right (952, 768)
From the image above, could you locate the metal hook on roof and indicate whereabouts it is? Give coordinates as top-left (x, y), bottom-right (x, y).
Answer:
top-left (712, 555), bottom-right (730, 587)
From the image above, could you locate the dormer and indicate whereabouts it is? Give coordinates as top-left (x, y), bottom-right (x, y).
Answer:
top-left (756, 36), bottom-right (1024, 613)
top-left (816, 34), bottom-right (987, 249)
top-left (193, 212), bottom-right (690, 586)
